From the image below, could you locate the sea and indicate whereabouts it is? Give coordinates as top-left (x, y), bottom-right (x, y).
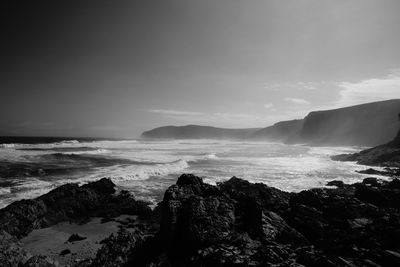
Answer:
top-left (0, 137), bottom-right (385, 208)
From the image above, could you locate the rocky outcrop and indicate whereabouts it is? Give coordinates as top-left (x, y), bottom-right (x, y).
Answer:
top-left (119, 174), bottom-right (400, 266)
top-left (0, 178), bottom-right (152, 238)
top-left (23, 255), bottom-right (59, 267)
top-left (332, 144), bottom-right (400, 167)
top-left (0, 230), bottom-right (31, 266)
top-left (332, 115), bottom-right (400, 167)
top-left (3, 174), bottom-right (400, 266)
top-left (0, 178), bottom-right (153, 267)
top-left (90, 229), bottom-right (145, 267)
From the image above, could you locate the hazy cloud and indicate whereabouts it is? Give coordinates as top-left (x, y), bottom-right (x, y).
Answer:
top-left (336, 72), bottom-right (400, 107)
top-left (147, 109), bottom-right (204, 116)
top-left (263, 103), bottom-right (274, 109)
top-left (284, 98), bottom-right (311, 105)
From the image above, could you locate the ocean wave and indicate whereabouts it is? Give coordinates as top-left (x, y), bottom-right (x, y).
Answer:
top-left (40, 153), bottom-right (134, 166)
top-left (18, 146), bottom-right (105, 152)
top-left (202, 153), bottom-right (219, 160)
top-left (59, 148), bottom-right (109, 155)
top-left (0, 187), bottom-right (11, 194)
top-left (0, 143), bottom-right (18, 149)
top-left (0, 179), bottom-right (55, 209)
top-left (54, 140), bottom-right (80, 145)
top-left (85, 159), bottom-right (190, 183)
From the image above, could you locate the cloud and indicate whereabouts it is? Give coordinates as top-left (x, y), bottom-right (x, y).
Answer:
top-left (336, 73), bottom-right (400, 107)
top-left (296, 82), bottom-right (317, 91)
top-left (284, 97), bottom-right (310, 105)
top-left (147, 109), bottom-right (204, 116)
top-left (263, 103), bottom-right (274, 109)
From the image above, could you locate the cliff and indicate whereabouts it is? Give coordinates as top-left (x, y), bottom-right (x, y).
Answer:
top-left (296, 99), bottom-right (400, 146)
top-left (142, 100), bottom-right (400, 146)
top-left (250, 119), bottom-right (304, 142)
top-left (332, 122), bottom-right (400, 167)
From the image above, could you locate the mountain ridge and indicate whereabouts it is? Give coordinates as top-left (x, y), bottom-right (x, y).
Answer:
top-left (142, 99), bottom-right (400, 146)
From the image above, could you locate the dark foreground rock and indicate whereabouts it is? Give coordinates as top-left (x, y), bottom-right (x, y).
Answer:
top-left (0, 230), bottom-right (31, 266)
top-left (90, 229), bottom-right (145, 267)
top-left (3, 174), bottom-right (400, 266)
top-left (105, 174), bottom-right (399, 266)
top-left (0, 178), bottom-right (153, 266)
top-left (0, 178), bottom-right (152, 238)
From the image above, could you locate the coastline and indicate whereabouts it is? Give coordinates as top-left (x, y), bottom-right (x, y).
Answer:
top-left (1, 173), bottom-right (400, 266)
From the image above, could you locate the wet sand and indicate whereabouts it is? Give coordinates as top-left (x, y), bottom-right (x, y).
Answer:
top-left (21, 215), bottom-right (137, 266)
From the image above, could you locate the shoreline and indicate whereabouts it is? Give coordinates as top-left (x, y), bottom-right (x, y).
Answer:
top-left (1, 173), bottom-right (400, 266)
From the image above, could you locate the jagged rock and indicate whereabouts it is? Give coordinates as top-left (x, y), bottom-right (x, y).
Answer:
top-left (218, 176), bottom-right (291, 214)
top-left (123, 174), bottom-right (396, 266)
top-left (160, 174), bottom-right (235, 259)
top-left (362, 177), bottom-right (380, 186)
top-left (23, 255), bottom-right (59, 267)
top-left (0, 178), bottom-right (152, 238)
top-left (91, 229), bottom-right (144, 267)
top-left (0, 230), bottom-right (31, 266)
top-left (153, 174), bottom-right (310, 266)
top-left (81, 178), bottom-right (115, 195)
top-left (3, 174), bottom-right (400, 266)
top-left (326, 180), bottom-right (345, 187)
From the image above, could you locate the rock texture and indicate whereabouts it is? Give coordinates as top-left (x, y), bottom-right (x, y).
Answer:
top-left (119, 174), bottom-right (400, 266)
top-left (90, 229), bottom-right (145, 267)
top-left (0, 230), bottom-right (31, 266)
top-left (0, 178), bottom-right (152, 238)
top-left (3, 174), bottom-right (400, 266)
top-left (0, 178), bottom-right (152, 266)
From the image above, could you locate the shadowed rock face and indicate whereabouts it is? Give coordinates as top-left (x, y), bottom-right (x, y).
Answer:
top-left (250, 119), bottom-right (304, 143)
top-left (119, 174), bottom-right (400, 267)
top-left (332, 114), bottom-right (400, 167)
top-left (295, 99), bottom-right (400, 146)
top-left (0, 178), bottom-right (152, 238)
top-left (390, 117), bottom-right (400, 147)
top-left (142, 100), bottom-right (400, 146)
top-left (90, 229), bottom-right (145, 267)
top-left (0, 230), bottom-right (31, 266)
top-left (3, 174), bottom-right (400, 266)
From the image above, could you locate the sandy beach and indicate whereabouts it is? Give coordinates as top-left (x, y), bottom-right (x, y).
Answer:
top-left (21, 215), bottom-right (138, 266)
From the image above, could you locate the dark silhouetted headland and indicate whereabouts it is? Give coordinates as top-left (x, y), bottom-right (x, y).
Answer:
top-left (251, 119), bottom-right (304, 142)
top-left (333, 111), bottom-right (400, 167)
top-left (295, 99), bottom-right (400, 146)
top-left (141, 125), bottom-right (261, 140)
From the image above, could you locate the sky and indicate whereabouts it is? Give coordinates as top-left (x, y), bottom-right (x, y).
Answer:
top-left (1, 0), bottom-right (400, 138)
